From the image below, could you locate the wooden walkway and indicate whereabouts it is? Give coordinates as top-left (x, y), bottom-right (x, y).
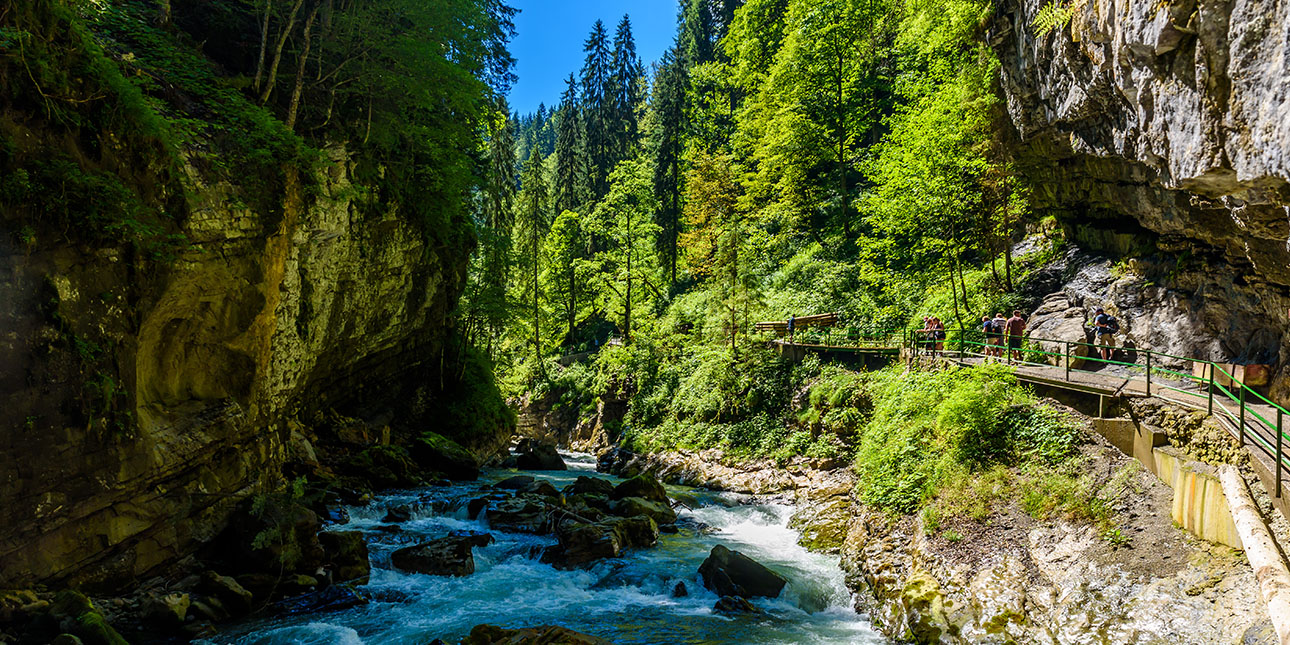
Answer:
top-left (930, 351), bottom-right (1289, 512)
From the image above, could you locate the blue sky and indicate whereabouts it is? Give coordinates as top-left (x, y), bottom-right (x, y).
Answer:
top-left (506, 0), bottom-right (681, 115)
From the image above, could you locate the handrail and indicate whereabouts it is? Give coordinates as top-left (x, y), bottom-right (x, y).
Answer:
top-left (893, 325), bottom-right (1288, 496)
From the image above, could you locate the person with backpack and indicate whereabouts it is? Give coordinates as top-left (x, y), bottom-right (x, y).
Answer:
top-left (1005, 310), bottom-right (1026, 363)
top-left (1092, 307), bottom-right (1118, 361)
top-left (991, 312), bottom-right (1007, 358)
top-left (787, 314), bottom-right (796, 342)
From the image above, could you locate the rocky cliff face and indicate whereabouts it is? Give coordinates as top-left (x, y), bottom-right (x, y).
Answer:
top-left (0, 143), bottom-right (482, 590)
top-left (991, 0), bottom-right (1290, 399)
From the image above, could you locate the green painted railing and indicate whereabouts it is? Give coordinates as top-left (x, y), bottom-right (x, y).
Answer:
top-left (897, 325), bottom-right (1289, 497)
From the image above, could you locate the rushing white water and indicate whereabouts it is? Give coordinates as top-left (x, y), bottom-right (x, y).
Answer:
top-left (200, 453), bottom-right (884, 644)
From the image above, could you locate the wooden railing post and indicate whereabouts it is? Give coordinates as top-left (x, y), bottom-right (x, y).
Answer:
top-left (1208, 363), bottom-right (1215, 415)
top-left (1239, 382), bottom-right (1247, 446)
top-left (1278, 408), bottom-right (1284, 499)
top-left (1146, 351), bottom-right (1152, 397)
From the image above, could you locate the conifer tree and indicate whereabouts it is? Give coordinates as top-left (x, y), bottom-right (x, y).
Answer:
top-left (650, 46), bottom-right (688, 287)
top-left (515, 150), bottom-right (551, 369)
top-left (554, 75), bottom-right (586, 214)
top-left (679, 0), bottom-right (715, 67)
top-left (610, 15), bottom-right (644, 160)
top-left (580, 20), bottom-right (613, 199)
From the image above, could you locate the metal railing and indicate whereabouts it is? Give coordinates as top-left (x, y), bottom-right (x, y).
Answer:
top-left (895, 326), bottom-right (1288, 496)
top-left (756, 326), bottom-right (906, 350)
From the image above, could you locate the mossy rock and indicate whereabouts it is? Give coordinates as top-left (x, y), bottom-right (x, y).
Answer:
top-left (343, 445), bottom-right (420, 489)
top-left (900, 573), bottom-right (952, 643)
top-left (411, 432), bottom-right (479, 480)
top-left (51, 591), bottom-right (129, 645)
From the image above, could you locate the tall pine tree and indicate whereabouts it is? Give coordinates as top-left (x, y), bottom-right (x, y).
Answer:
top-left (515, 150), bottom-right (551, 369)
top-left (554, 75), bottom-right (586, 214)
top-left (650, 46), bottom-right (688, 287)
top-left (580, 20), bottom-right (613, 200)
top-left (610, 15), bottom-right (644, 162)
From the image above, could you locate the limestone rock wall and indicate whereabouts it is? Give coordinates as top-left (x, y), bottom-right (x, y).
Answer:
top-left (0, 147), bottom-right (474, 590)
top-left (991, 0), bottom-right (1290, 400)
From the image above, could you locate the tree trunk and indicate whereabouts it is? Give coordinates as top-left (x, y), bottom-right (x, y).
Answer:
top-left (730, 226), bottom-right (738, 356)
top-left (1219, 466), bottom-right (1290, 645)
top-left (253, 0), bottom-right (272, 93)
top-left (156, 0), bottom-right (171, 27)
top-left (259, 0), bottom-right (306, 106)
top-left (625, 223), bottom-right (633, 343)
top-left (533, 216), bottom-right (541, 371)
top-left (836, 47), bottom-right (849, 239)
top-left (285, 3), bottom-right (319, 131)
top-left (568, 265), bottom-right (576, 351)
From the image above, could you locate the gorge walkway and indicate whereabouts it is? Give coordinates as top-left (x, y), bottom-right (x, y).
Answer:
top-left (769, 329), bottom-right (1290, 517)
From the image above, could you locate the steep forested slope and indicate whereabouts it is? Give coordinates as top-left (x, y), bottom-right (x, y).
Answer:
top-left (0, 0), bottom-right (514, 589)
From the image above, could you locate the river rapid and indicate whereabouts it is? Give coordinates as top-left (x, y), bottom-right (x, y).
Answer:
top-left (200, 452), bottom-right (884, 644)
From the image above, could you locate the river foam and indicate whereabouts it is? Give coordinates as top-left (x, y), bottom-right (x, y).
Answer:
top-left (200, 452), bottom-right (884, 644)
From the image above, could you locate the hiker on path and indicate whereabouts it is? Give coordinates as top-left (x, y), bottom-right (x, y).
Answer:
top-left (1005, 310), bottom-right (1026, 363)
top-left (981, 316), bottom-right (994, 358)
top-left (992, 312), bottom-right (1007, 358)
top-left (1092, 307), bottom-right (1118, 361)
top-left (787, 314), bottom-right (796, 343)
top-left (919, 316), bottom-right (933, 354)
top-left (930, 316), bottom-right (946, 354)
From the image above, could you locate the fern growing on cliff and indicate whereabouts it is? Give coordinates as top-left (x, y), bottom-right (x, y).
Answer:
top-left (1032, 0), bottom-right (1087, 36)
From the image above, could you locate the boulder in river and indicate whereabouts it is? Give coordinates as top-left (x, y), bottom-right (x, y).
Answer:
top-left (564, 476), bottom-right (615, 497)
top-left (515, 439), bottom-right (567, 470)
top-left (608, 496), bottom-right (677, 525)
top-left (713, 595), bottom-right (762, 615)
top-left (142, 592), bottom-right (189, 628)
top-left (390, 531), bottom-right (495, 576)
top-left (541, 516), bottom-right (658, 568)
top-left (200, 571), bottom-right (253, 616)
top-left (485, 496), bottom-right (551, 534)
top-left (610, 475), bottom-right (668, 503)
top-left (494, 475), bottom-right (536, 489)
top-left (383, 504), bottom-right (413, 523)
top-left (411, 432), bottom-right (480, 480)
top-left (319, 530), bottom-right (370, 585)
top-left (51, 591), bottom-right (129, 645)
top-left (698, 545), bottom-right (786, 598)
top-left (462, 624), bottom-right (611, 644)
top-left (273, 585), bottom-right (367, 616)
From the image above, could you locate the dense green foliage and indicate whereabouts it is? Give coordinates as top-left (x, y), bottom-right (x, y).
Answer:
top-left (465, 0), bottom-right (1113, 532)
top-left (474, 0), bottom-right (1042, 385)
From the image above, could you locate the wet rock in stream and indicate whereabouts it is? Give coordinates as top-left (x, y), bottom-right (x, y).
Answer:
top-left (699, 545), bottom-right (787, 598)
top-left (514, 439), bottom-right (567, 471)
top-left (391, 531), bottom-right (496, 576)
top-left (541, 516), bottom-right (659, 569)
top-left (461, 624), bottom-right (610, 644)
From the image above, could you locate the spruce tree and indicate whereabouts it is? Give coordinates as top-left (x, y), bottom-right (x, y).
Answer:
top-left (679, 0), bottom-right (715, 67)
top-left (516, 149), bottom-right (551, 369)
top-left (580, 20), bottom-right (613, 199)
top-left (554, 74), bottom-right (586, 214)
top-left (651, 47), bottom-right (687, 287)
top-left (610, 15), bottom-right (644, 161)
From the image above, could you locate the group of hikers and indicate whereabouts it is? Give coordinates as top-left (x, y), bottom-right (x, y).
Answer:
top-left (787, 306), bottom-right (1121, 363)
top-left (972, 311), bottom-right (1028, 361)
top-left (922, 306), bottom-right (1120, 363)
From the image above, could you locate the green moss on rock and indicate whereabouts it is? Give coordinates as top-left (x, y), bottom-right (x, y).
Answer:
top-left (412, 432), bottom-right (479, 480)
